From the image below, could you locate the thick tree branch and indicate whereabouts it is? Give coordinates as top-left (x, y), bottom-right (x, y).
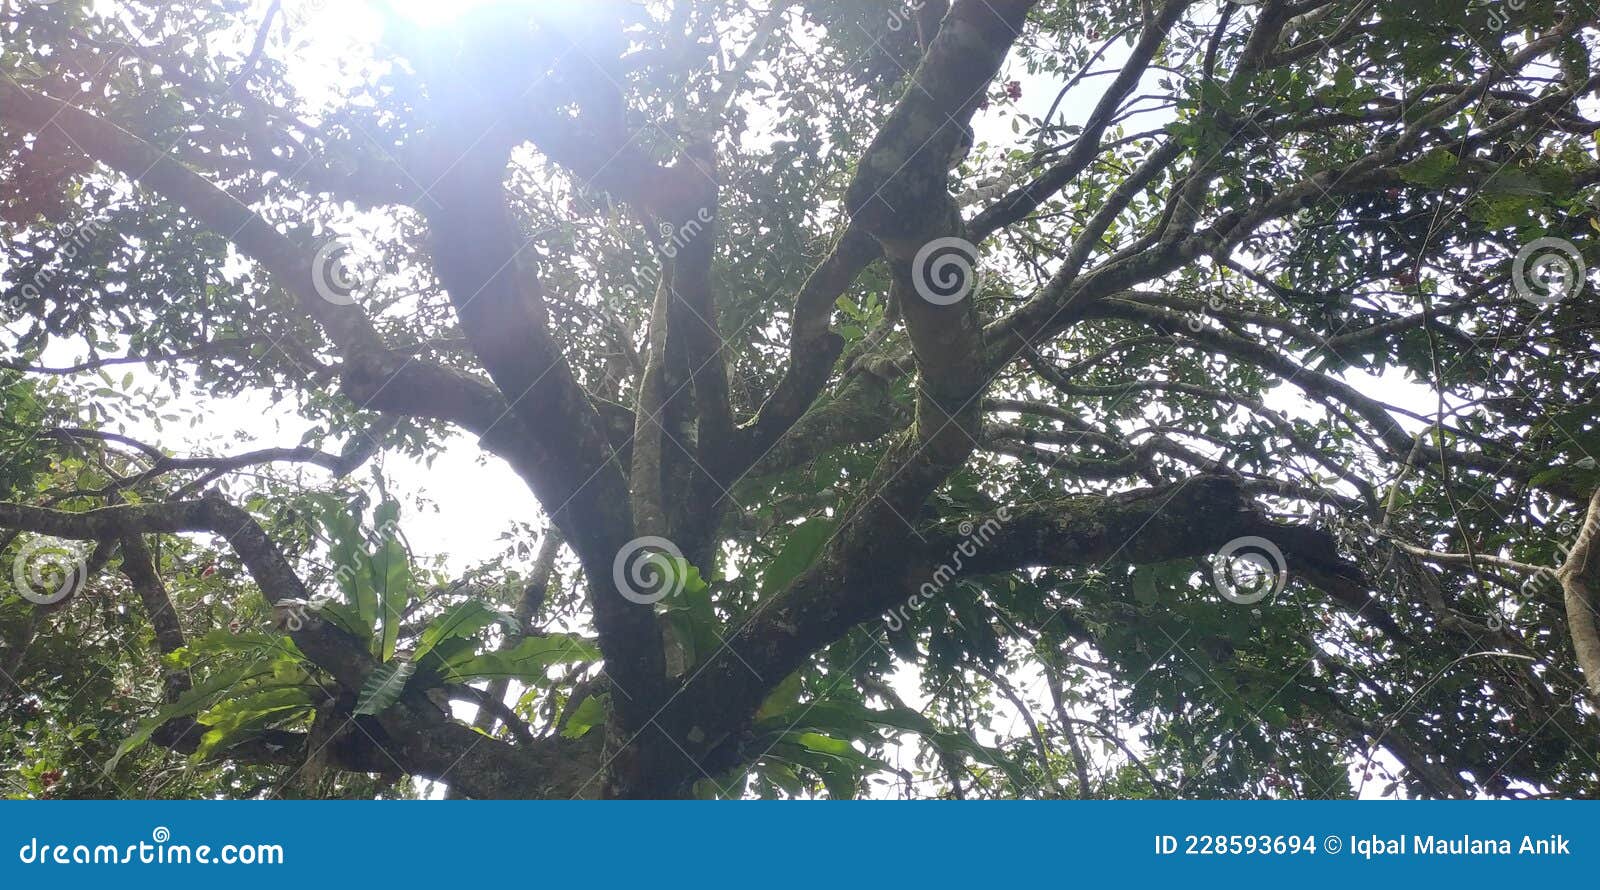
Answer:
top-left (1558, 489), bottom-right (1600, 708)
top-left (420, 138), bottom-right (665, 735)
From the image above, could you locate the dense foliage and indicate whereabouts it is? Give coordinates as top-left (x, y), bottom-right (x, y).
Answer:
top-left (3, 0), bottom-right (1600, 799)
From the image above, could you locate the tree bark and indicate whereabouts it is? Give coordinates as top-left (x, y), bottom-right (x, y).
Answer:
top-left (1558, 489), bottom-right (1600, 709)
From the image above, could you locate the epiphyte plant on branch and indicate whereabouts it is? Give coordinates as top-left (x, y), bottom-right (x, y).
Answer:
top-left (2, 0), bottom-right (1600, 800)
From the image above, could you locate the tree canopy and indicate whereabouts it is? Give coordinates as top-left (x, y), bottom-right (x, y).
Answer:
top-left (3, 0), bottom-right (1600, 800)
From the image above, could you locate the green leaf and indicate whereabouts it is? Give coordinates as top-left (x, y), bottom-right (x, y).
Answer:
top-left (759, 762), bottom-right (805, 797)
top-left (1469, 193), bottom-right (1540, 229)
top-left (1530, 465), bottom-right (1600, 491)
top-left (1396, 148), bottom-right (1458, 187)
top-left (793, 731), bottom-right (854, 756)
top-left (759, 699), bottom-right (1028, 789)
top-left (769, 738), bottom-right (887, 799)
top-left (444, 634), bottom-right (600, 683)
top-left (561, 693), bottom-right (608, 739)
top-left (108, 662), bottom-right (275, 770)
top-left (164, 629), bottom-right (297, 669)
top-left (808, 756), bottom-right (858, 799)
top-left (653, 554), bottom-right (708, 604)
top-left (194, 686), bottom-right (316, 758)
top-left (663, 562), bottom-right (717, 668)
top-left (314, 496), bottom-right (377, 632)
top-left (315, 602), bottom-right (372, 641)
top-left (760, 517), bottom-right (836, 595)
top-left (414, 636), bottom-right (479, 684)
top-left (370, 500), bottom-right (412, 661)
top-left (1482, 168), bottom-right (1548, 198)
top-left (414, 601), bottom-right (503, 661)
top-left (353, 659), bottom-right (415, 716)
top-left (756, 671), bottom-right (803, 721)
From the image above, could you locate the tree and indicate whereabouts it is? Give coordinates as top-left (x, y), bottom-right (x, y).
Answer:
top-left (2, 0), bottom-right (1599, 800)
